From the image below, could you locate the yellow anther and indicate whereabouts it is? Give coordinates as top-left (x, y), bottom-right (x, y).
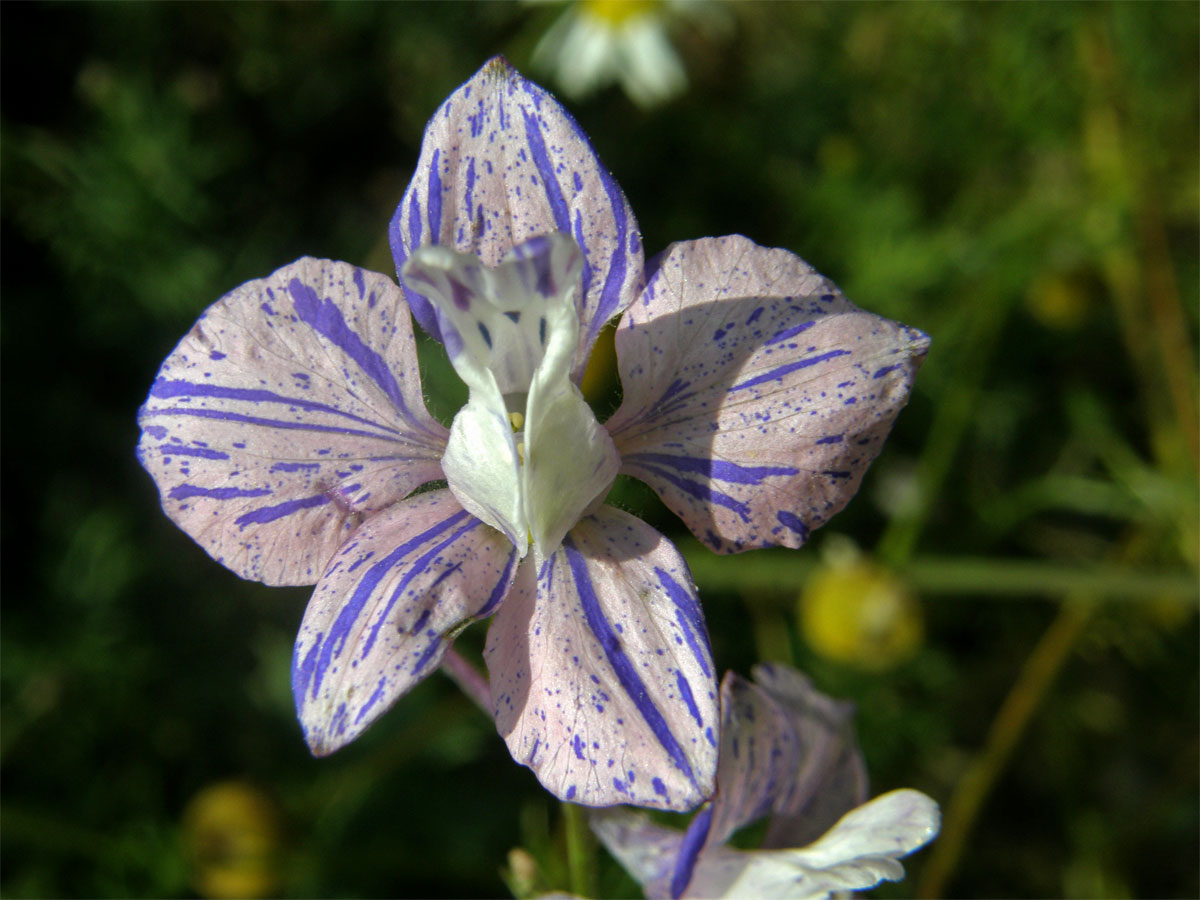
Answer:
top-left (509, 411), bottom-right (525, 432)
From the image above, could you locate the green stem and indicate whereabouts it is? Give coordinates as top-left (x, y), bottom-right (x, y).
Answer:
top-left (917, 600), bottom-right (1093, 898)
top-left (562, 801), bottom-right (595, 899)
top-left (681, 541), bottom-right (1198, 602)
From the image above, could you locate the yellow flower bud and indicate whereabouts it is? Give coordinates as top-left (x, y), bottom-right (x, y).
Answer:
top-left (799, 546), bottom-right (923, 671)
top-left (181, 781), bottom-right (281, 900)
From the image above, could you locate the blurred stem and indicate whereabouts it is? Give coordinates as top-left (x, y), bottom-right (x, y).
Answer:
top-left (562, 801), bottom-right (596, 899)
top-left (1083, 15), bottom-right (1199, 468)
top-left (875, 289), bottom-right (1013, 569)
top-left (441, 648), bottom-right (491, 715)
top-left (917, 599), bottom-right (1093, 898)
top-left (681, 541), bottom-right (1198, 602)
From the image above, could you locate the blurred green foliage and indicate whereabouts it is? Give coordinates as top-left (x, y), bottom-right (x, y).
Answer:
top-left (2, 2), bottom-right (1196, 898)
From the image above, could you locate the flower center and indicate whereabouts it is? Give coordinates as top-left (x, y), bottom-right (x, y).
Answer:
top-left (402, 233), bottom-right (620, 561)
top-left (582, 0), bottom-right (659, 25)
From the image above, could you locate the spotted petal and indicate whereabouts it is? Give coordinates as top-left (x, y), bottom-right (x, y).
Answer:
top-left (485, 506), bottom-right (718, 810)
top-left (607, 235), bottom-right (930, 554)
top-left (663, 667), bottom-right (867, 899)
top-left (292, 489), bottom-right (519, 755)
top-left (749, 665), bottom-right (869, 850)
top-left (592, 789), bottom-right (939, 900)
top-left (684, 790), bottom-right (940, 900)
top-left (137, 258), bottom-right (448, 585)
top-left (390, 56), bottom-right (644, 381)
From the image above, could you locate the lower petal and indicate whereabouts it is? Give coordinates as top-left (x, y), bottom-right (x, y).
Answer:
top-left (484, 506), bottom-right (718, 810)
top-left (292, 489), bottom-right (518, 755)
top-left (687, 789), bottom-right (940, 900)
top-left (589, 806), bottom-right (684, 899)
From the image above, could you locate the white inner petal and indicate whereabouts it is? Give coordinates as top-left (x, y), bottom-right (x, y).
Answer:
top-left (402, 233), bottom-right (619, 560)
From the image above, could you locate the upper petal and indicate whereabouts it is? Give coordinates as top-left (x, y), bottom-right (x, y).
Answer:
top-left (137, 258), bottom-right (448, 585)
top-left (292, 489), bottom-right (519, 755)
top-left (484, 506), bottom-right (718, 810)
top-left (389, 56), bottom-right (644, 381)
top-left (607, 235), bottom-right (930, 553)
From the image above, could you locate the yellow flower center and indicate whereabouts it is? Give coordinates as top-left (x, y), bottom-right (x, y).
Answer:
top-left (581, 0), bottom-right (659, 25)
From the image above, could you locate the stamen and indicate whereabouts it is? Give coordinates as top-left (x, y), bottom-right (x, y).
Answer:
top-left (509, 411), bottom-right (525, 431)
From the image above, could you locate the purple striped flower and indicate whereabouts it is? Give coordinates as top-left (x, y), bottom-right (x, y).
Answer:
top-left (591, 665), bottom-right (940, 899)
top-left (137, 58), bottom-right (928, 812)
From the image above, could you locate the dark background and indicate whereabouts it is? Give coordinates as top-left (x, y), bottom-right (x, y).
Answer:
top-left (3, 3), bottom-right (1197, 898)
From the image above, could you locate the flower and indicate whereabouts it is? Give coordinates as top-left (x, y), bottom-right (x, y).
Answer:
top-left (799, 538), bottom-right (923, 671)
top-left (137, 57), bottom-right (929, 812)
top-left (533, 0), bottom-right (689, 108)
top-left (590, 664), bottom-right (941, 899)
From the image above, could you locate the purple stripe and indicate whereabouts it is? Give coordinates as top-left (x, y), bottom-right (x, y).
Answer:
top-left (776, 510), bottom-right (810, 541)
top-left (729, 349), bottom-right (852, 392)
top-left (407, 193), bottom-right (422, 248)
top-left (464, 157), bottom-right (476, 219)
top-left (160, 445), bottom-right (230, 460)
top-left (563, 538), bottom-right (696, 786)
top-left (168, 484), bottom-right (271, 501)
top-left (521, 109), bottom-right (570, 232)
top-left (146, 406), bottom-right (404, 443)
top-left (765, 320), bottom-right (816, 345)
top-left (270, 461), bottom-right (321, 473)
top-left (630, 462), bottom-right (750, 521)
top-left (150, 378), bottom-right (402, 435)
top-left (654, 567), bottom-right (712, 679)
top-left (815, 434), bottom-right (844, 445)
top-left (410, 636), bottom-right (444, 677)
top-left (426, 148), bottom-right (443, 238)
top-left (288, 278), bottom-right (420, 425)
top-left (573, 210), bottom-right (594, 300)
top-left (353, 676), bottom-right (388, 725)
top-left (234, 493), bottom-right (329, 529)
top-left (626, 453), bottom-right (797, 485)
top-left (360, 518), bottom-right (482, 659)
top-left (670, 804), bottom-right (713, 900)
top-left (675, 670), bottom-right (703, 729)
top-left (401, 193), bottom-right (444, 343)
top-left (580, 121), bottom-right (631, 336)
top-left (476, 550), bottom-right (518, 618)
top-left (302, 509), bottom-right (471, 702)
top-left (873, 363), bottom-right (904, 378)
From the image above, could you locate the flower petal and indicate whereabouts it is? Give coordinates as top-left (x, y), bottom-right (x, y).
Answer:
top-left (607, 235), bottom-right (930, 553)
top-left (589, 806), bottom-right (685, 900)
top-left (441, 394), bottom-right (526, 553)
top-left (292, 489), bottom-right (519, 755)
top-left (389, 56), bottom-right (644, 381)
top-left (750, 664), bottom-right (869, 850)
top-left (484, 506), bottom-right (718, 810)
top-left (706, 671), bottom-right (805, 847)
top-left (137, 258), bottom-right (448, 585)
top-left (684, 789), bottom-right (940, 900)
top-left (709, 666), bottom-right (867, 851)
